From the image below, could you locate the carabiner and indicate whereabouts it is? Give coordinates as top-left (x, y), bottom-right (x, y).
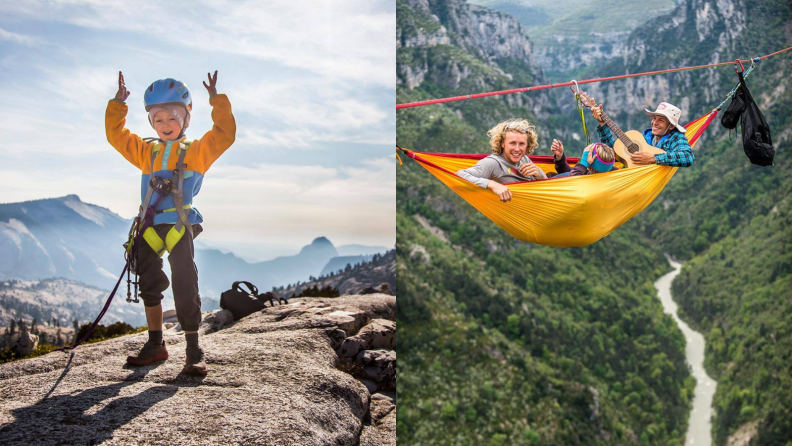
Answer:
top-left (149, 176), bottom-right (172, 196)
top-left (569, 79), bottom-right (581, 95)
top-left (734, 59), bottom-right (745, 74)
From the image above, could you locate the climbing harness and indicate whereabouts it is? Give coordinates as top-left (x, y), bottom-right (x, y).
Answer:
top-left (59, 140), bottom-right (193, 351)
top-left (126, 140), bottom-right (193, 302)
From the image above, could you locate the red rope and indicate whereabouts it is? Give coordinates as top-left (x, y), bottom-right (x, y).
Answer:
top-left (397, 46), bottom-right (792, 110)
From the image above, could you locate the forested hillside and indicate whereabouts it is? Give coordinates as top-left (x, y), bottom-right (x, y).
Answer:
top-left (397, 0), bottom-right (695, 444)
top-left (621, 0), bottom-right (792, 443)
top-left (397, 0), bottom-right (791, 444)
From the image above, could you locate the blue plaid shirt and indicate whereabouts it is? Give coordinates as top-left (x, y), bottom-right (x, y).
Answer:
top-left (597, 125), bottom-right (694, 167)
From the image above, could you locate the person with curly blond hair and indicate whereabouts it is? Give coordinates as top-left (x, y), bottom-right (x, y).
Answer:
top-left (457, 119), bottom-right (547, 202)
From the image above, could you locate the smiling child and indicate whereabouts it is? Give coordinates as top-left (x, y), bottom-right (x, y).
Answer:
top-left (105, 71), bottom-right (236, 375)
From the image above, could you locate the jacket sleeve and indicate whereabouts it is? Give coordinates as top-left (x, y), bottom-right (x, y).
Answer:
top-left (569, 163), bottom-right (589, 176)
top-left (457, 158), bottom-right (497, 189)
top-left (554, 153), bottom-right (571, 174)
top-left (193, 94), bottom-right (236, 172)
top-left (654, 133), bottom-right (694, 167)
top-left (105, 99), bottom-right (152, 171)
top-left (597, 124), bottom-right (617, 146)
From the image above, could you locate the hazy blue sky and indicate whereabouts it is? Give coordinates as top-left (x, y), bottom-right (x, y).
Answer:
top-left (0, 0), bottom-right (395, 260)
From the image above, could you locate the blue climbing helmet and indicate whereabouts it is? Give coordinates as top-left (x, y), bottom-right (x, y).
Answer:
top-left (144, 78), bottom-right (192, 113)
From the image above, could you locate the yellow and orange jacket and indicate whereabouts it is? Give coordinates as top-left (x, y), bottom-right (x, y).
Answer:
top-left (105, 94), bottom-right (236, 225)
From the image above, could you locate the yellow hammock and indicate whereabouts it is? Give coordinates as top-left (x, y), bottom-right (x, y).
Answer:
top-left (399, 111), bottom-right (717, 247)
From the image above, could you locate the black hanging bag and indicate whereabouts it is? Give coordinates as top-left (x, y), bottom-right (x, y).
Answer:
top-left (220, 281), bottom-right (261, 320)
top-left (220, 281), bottom-right (287, 320)
top-left (722, 71), bottom-right (775, 166)
top-left (720, 85), bottom-right (746, 130)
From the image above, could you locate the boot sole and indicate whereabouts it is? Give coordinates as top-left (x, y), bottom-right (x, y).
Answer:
top-left (182, 366), bottom-right (208, 376)
top-left (126, 352), bottom-right (169, 366)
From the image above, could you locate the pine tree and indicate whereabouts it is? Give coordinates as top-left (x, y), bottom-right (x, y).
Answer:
top-left (9, 319), bottom-right (16, 335)
top-left (72, 320), bottom-right (79, 343)
top-left (31, 318), bottom-right (38, 335)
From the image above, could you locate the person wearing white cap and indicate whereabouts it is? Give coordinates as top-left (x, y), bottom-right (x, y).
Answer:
top-left (591, 101), bottom-right (694, 167)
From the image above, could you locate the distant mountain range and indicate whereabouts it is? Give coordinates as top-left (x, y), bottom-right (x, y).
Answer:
top-left (195, 237), bottom-right (382, 297)
top-left (275, 249), bottom-right (395, 297)
top-left (0, 278), bottom-right (147, 328)
top-left (0, 195), bottom-right (389, 300)
top-left (0, 195), bottom-right (129, 288)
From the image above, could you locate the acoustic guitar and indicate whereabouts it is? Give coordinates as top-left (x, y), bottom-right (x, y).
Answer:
top-left (577, 92), bottom-right (665, 168)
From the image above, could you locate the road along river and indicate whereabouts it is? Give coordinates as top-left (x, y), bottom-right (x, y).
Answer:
top-left (654, 258), bottom-right (717, 446)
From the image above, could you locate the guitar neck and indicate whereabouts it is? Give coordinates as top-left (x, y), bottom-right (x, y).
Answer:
top-left (602, 113), bottom-right (636, 148)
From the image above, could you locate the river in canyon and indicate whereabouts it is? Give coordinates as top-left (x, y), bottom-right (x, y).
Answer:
top-left (654, 258), bottom-right (717, 446)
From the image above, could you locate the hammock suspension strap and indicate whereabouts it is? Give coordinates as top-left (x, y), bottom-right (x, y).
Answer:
top-left (570, 80), bottom-right (591, 146)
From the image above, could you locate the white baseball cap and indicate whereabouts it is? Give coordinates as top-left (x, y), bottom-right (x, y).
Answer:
top-left (644, 102), bottom-right (686, 133)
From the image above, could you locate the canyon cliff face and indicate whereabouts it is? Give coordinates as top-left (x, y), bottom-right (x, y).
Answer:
top-left (406, 0), bottom-right (538, 63)
top-left (397, 0), bottom-right (547, 116)
top-left (535, 31), bottom-right (631, 75)
top-left (585, 0), bottom-right (790, 133)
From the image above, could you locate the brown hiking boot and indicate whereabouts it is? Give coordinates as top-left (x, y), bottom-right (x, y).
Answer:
top-left (183, 346), bottom-right (208, 375)
top-left (127, 340), bottom-right (168, 366)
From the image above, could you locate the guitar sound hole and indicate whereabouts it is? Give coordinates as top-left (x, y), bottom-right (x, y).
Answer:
top-left (628, 144), bottom-right (640, 154)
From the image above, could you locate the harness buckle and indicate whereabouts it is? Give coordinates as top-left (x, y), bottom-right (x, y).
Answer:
top-left (149, 176), bottom-right (173, 196)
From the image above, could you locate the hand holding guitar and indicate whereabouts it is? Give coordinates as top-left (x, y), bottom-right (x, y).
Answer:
top-left (591, 104), bottom-right (605, 124)
top-left (630, 151), bottom-right (656, 165)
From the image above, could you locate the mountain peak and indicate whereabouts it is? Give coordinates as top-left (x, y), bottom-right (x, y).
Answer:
top-left (311, 236), bottom-right (333, 247)
top-left (297, 237), bottom-right (338, 258)
top-left (59, 194), bottom-right (82, 203)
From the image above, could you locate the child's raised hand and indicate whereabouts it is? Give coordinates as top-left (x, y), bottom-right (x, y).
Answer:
top-left (115, 71), bottom-right (130, 102)
top-left (203, 70), bottom-right (218, 96)
top-left (551, 139), bottom-right (564, 159)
